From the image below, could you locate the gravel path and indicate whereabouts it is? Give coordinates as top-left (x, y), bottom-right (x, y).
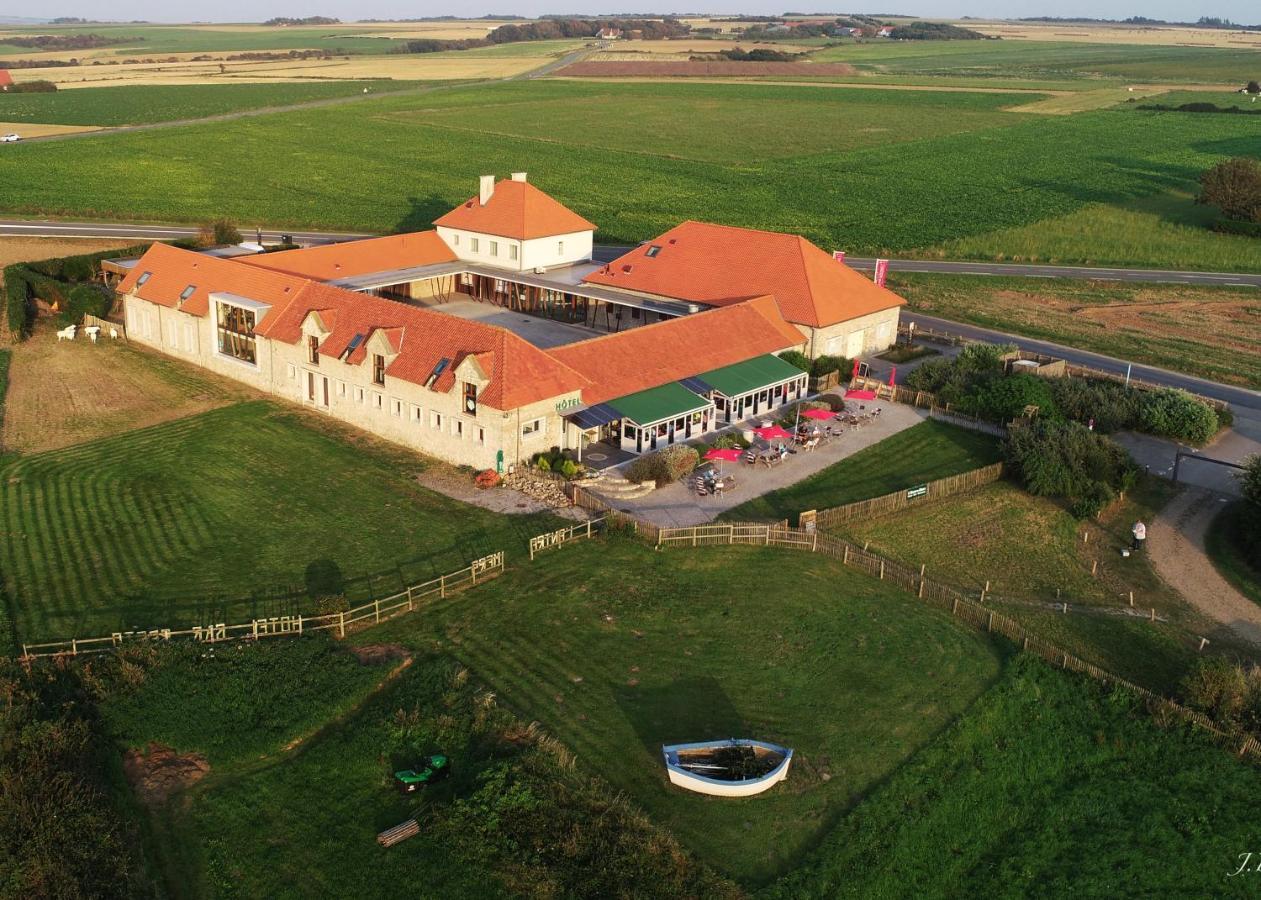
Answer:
top-left (1147, 487), bottom-right (1261, 646)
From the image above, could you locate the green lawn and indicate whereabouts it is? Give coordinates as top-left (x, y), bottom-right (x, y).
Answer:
top-left (0, 81), bottom-right (428, 126)
top-left (99, 648), bottom-right (733, 899)
top-left (763, 653), bottom-right (1261, 899)
top-left (892, 272), bottom-right (1261, 389)
top-left (837, 477), bottom-right (1218, 694)
top-left (722, 420), bottom-right (1003, 523)
top-left (1206, 502), bottom-right (1261, 608)
top-left (0, 79), bottom-right (1258, 271)
top-left (0, 401), bottom-right (558, 644)
top-left (364, 540), bottom-right (1004, 886)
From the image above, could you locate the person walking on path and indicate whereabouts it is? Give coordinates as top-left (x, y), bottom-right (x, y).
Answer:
top-left (1131, 520), bottom-right (1147, 552)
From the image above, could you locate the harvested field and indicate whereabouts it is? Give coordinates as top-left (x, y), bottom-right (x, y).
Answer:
top-left (892, 273), bottom-right (1261, 388)
top-left (559, 60), bottom-right (857, 77)
top-left (1, 325), bottom-right (244, 454)
top-left (971, 22), bottom-right (1261, 48)
top-left (0, 237), bottom-right (136, 270)
top-left (0, 121), bottom-right (99, 137)
top-left (1006, 86), bottom-right (1168, 114)
top-left (597, 38), bottom-right (817, 54)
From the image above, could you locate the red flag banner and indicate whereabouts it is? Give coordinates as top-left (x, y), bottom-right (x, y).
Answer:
top-left (873, 258), bottom-right (889, 287)
top-left (833, 250), bottom-right (846, 264)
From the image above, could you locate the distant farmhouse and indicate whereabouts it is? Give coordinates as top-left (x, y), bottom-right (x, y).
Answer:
top-left (0, 70), bottom-right (13, 91)
top-left (117, 174), bottom-right (903, 470)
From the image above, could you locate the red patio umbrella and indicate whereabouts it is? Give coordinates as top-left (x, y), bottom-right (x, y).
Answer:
top-left (703, 447), bottom-right (743, 473)
top-left (753, 425), bottom-right (793, 442)
top-left (801, 408), bottom-right (834, 420)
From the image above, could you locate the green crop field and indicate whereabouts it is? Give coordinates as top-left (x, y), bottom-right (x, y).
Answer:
top-left (365, 540), bottom-right (1004, 885)
top-left (721, 419), bottom-right (1003, 522)
top-left (1, 78), bottom-right (1254, 271)
top-left (812, 39), bottom-right (1261, 85)
top-left (1136, 90), bottom-right (1261, 110)
top-left (0, 24), bottom-right (416, 57)
top-left (0, 81), bottom-right (427, 126)
top-left (0, 401), bottom-right (558, 644)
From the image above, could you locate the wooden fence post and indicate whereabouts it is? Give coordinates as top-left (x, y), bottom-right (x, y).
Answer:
top-left (952, 597), bottom-right (959, 615)
top-left (71, 638), bottom-right (78, 657)
top-left (980, 580), bottom-right (989, 603)
top-left (879, 560), bottom-right (885, 580)
top-left (374, 599), bottom-right (381, 624)
top-left (440, 575), bottom-right (446, 598)
top-left (1091, 560), bottom-right (1098, 576)
top-left (1150, 607), bottom-right (1156, 623)
top-left (1199, 637), bottom-right (1210, 652)
top-left (407, 586), bottom-right (414, 612)
top-left (987, 611), bottom-right (994, 632)
top-left (339, 611), bottom-right (346, 639)
top-left (843, 545), bottom-right (850, 564)
top-left (586, 519), bottom-right (592, 539)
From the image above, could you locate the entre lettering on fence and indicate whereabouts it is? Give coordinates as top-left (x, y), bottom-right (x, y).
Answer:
top-left (528, 517), bottom-right (604, 560)
top-left (19, 552), bottom-right (506, 662)
top-left (906, 484), bottom-right (928, 500)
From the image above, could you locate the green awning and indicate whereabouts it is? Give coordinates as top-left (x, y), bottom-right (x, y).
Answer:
top-left (609, 382), bottom-right (709, 426)
top-left (699, 354), bottom-right (806, 398)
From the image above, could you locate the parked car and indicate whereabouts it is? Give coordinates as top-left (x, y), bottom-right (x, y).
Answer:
top-left (392, 754), bottom-right (450, 793)
top-left (0, 134), bottom-right (20, 143)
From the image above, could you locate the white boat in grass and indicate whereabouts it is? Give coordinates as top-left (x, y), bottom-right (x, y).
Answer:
top-left (662, 739), bottom-right (793, 797)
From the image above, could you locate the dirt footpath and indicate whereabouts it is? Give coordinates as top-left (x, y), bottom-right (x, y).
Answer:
top-left (1148, 487), bottom-right (1261, 646)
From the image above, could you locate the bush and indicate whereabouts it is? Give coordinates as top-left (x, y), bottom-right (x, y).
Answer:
top-left (1004, 420), bottom-right (1136, 518)
top-left (956, 373), bottom-right (1058, 423)
top-left (1182, 658), bottom-right (1261, 735)
top-left (8, 79), bottom-right (58, 93)
top-left (1137, 389), bottom-right (1220, 444)
top-left (778, 349), bottom-right (811, 372)
top-left (5, 266), bottom-right (30, 339)
top-left (198, 218), bottom-right (243, 246)
top-left (474, 469), bottom-right (501, 489)
top-left (1045, 377), bottom-right (1142, 434)
top-left (535, 456), bottom-right (551, 472)
top-left (559, 459), bottom-right (579, 479)
top-left (60, 284), bottom-right (112, 325)
top-left (625, 445), bottom-right (699, 486)
top-left (818, 392), bottom-right (846, 412)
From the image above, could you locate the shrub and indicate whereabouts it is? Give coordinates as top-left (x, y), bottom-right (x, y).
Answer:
top-left (818, 392), bottom-right (846, 412)
top-left (625, 445), bottom-right (699, 486)
top-left (535, 456), bottom-right (551, 472)
top-left (1004, 420), bottom-right (1136, 518)
top-left (4, 266), bottom-right (31, 339)
top-left (60, 284), bottom-right (112, 325)
top-left (1182, 658), bottom-right (1261, 735)
top-left (1137, 389), bottom-right (1219, 444)
top-left (1045, 377), bottom-right (1142, 434)
top-left (8, 79), bottom-right (58, 93)
top-left (810, 354), bottom-right (846, 378)
top-left (475, 469), bottom-right (501, 489)
top-left (198, 218), bottom-right (243, 246)
top-left (559, 459), bottom-right (579, 479)
top-left (956, 373), bottom-right (1058, 423)
top-left (778, 349), bottom-right (811, 372)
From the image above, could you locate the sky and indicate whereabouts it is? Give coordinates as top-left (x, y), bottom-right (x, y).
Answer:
top-left (17, 2), bottom-right (1260, 26)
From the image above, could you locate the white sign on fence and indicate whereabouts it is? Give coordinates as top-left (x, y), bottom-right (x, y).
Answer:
top-left (472, 551), bottom-right (504, 576)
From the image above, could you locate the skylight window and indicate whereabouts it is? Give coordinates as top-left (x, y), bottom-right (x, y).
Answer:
top-left (424, 357), bottom-right (450, 389)
top-left (645, 245), bottom-right (662, 258)
top-left (136, 271), bottom-right (152, 286)
top-left (179, 285), bottom-right (196, 302)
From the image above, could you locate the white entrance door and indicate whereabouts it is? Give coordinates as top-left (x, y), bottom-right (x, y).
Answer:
top-left (845, 329), bottom-right (865, 358)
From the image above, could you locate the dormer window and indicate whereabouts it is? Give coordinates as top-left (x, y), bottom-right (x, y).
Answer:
top-left (136, 271), bottom-right (152, 286)
top-left (308, 334), bottom-right (320, 366)
top-left (463, 382), bottom-right (478, 415)
top-left (179, 285), bottom-right (196, 303)
top-left (372, 353), bottom-right (386, 386)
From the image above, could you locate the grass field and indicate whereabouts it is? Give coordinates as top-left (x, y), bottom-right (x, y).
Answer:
top-left (0, 401), bottom-right (558, 643)
top-left (102, 646), bottom-right (733, 898)
top-left (1206, 503), bottom-right (1261, 608)
top-left (722, 420), bottom-right (1003, 522)
top-left (890, 273), bottom-right (1261, 389)
top-left (365, 539), bottom-right (1004, 885)
top-left (1, 78), bottom-right (1254, 270)
top-left (811, 39), bottom-right (1261, 84)
top-left (836, 477), bottom-right (1213, 693)
top-left (0, 81), bottom-right (427, 126)
top-left (1137, 90), bottom-right (1261, 110)
top-left (922, 187), bottom-right (1261, 272)
top-left (765, 653), bottom-right (1261, 899)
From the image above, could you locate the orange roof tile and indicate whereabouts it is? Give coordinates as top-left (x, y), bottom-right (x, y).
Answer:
top-left (117, 242), bottom-right (309, 319)
top-left (121, 245), bottom-right (587, 411)
top-left (238, 231), bottom-right (456, 281)
top-left (548, 295), bottom-right (805, 406)
top-left (434, 179), bottom-right (596, 240)
top-left (582, 221), bottom-right (905, 329)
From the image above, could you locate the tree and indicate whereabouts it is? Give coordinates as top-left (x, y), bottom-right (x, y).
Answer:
top-left (198, 218), bottom-right (242, 247)
top-left (1197, 157), bottom-right (1261, 223)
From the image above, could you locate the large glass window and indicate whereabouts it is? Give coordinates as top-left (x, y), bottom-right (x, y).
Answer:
top-left (372, 353), bottom-right (386, 385)
top-left (308, 334), bottom-right (320, 365)
top-left (216, 302), bottom-right (257, 364)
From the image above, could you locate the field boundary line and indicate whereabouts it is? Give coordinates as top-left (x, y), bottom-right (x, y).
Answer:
top-left (17, 551), bottom-right (505, 661)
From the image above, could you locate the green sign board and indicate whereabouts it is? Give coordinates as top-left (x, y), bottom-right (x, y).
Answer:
top-left (906, 484), bottom-right (928, 500)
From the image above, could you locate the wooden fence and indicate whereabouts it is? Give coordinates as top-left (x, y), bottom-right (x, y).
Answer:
top-left (82, 313), bottom-right (125, 340)
top-left (848, 376), bottom-right (1008, 437)
top-left (18, 552), bottom-right (505, 662)
top-left (810, 463), bottom-right (1004, 528)
top-left (529, 516), bottom-right (607, 559)
top-left (652, 523), bottom-right (1261, 762)
top-left (565, 483), bottom-right (662, 545)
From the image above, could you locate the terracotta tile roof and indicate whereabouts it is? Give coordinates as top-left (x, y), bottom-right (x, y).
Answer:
top-left (117, 242), bottom-right (309, 319)
top-left (548, 295), bottom-right (805, 406)
top-left (0, 71), bottom-right (13, 87)
top-left (121, 245), bottom-right (587, 411)
top-left (238, 231), bottom-right (456, 281)
top-left (434, 179), bottom-right (596, 240)
top-left (582, 220), bottom-right (905, 329)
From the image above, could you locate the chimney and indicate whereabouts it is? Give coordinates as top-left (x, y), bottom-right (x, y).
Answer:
top-left (510, 172), bottom-right (527, 182)
top-left (479, 175), bottom-right (495, 206)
